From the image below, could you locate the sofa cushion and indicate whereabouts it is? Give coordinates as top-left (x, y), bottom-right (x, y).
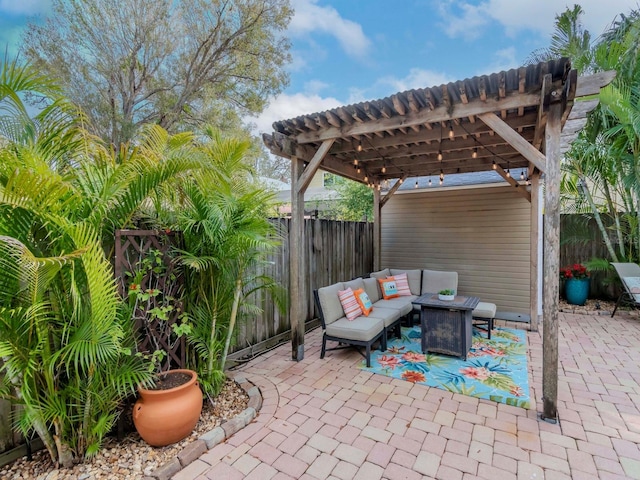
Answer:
top-left (374, 296), bottom-right (416, 316)
top-left (368, 305), bottom-right (402, 328)
top-left (338, 287), bottom-right (362, 321)
top-left (390, 269), bottom-right (422, 295)
top-left (378, 277), bottom-right (400, 299)
top-left (354, 288), bottom-right (373, 316)
top-left (370, 268), bottom-right (391, 280)
top-left (421, 269), bottom-right (458, 295)
top-left (325, 316), bottom-right (384, 342)
top-left (472, 301), bottom-right (497, 319)
top-left (317, 282), bottom-right (345, 324)
top-left (388, 272), bottom-right (412, 296)
top-left (344, 277), bottom-right (365, 292)
top-left (363, 277), bottom-right (381, 303)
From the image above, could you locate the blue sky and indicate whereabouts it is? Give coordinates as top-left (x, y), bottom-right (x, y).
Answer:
top-left (1, 0), bottom-right (638, 135)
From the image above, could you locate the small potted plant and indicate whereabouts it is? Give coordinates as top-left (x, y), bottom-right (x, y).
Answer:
top-left (560, 263), bottom-right (590, 306)
top-left (438, 289), bottom-right (455, 301)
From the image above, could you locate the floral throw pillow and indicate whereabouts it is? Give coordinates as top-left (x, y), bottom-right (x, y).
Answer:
top-left (337, 287), bottom-right (362, 321)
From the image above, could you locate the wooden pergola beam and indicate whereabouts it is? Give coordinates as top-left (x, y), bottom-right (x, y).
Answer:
top-left (295, 92), bottom-right (543, 144)
top-left (295, 139), bottom-right (335, 194)
top-left (492, 164), bottom-right (531, 202)
top-left (380, 176), bottom-right (408, 207)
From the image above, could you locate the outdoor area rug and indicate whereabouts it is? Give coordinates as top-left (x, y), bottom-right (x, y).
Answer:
top-left (359, 326), bottom-right (530, 408)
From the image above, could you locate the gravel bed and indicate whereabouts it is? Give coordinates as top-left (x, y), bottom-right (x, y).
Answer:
top-left (0, 378), bottom-right (249, 480)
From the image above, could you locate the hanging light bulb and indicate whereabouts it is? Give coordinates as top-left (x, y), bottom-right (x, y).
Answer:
top-left (520, 170), bottom-right (525, 180)
top-left (377, 183), bottom-right (381, 191)
top-left (428, 178), bottom-right (432, 187)
top-left (357, 167), bottom-right (361, 174)
top-left (382, 162), bottom-right (387, 174)
top-left (440, 169), bottom-right (444, 181)
top-left (492, 160), bottom-right (497, 170)
top-left (506, 169), bottom-right (511, 178)
top-left (448, 122), bottom-right (454, 139)
top-left (364, 174), bottom-right (368, 182)
top-left (354, 158), bottom-right (358, 166)
top-left (439, 178), bottom-right (443, 186)
top-left (414, 180), bottom-right (419, 189)
top-left (472, 148), bottom-right (478, 159)
top-left (399, 178), bottom-right (404, 184)
top-left (357, 142), bottom-right (362, 152)
top-left (437, 150), bottom-right (443, 161)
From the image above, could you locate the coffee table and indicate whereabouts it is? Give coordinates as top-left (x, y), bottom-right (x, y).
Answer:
top-left (412, 293), bottom-right (480, 360)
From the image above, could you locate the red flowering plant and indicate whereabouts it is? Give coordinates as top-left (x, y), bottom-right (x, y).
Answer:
top-left (559, 263), bottom-right (590, 280)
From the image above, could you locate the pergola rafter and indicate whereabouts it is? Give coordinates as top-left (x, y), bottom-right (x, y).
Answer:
top-left (263, 58), bottom-right (615, 421)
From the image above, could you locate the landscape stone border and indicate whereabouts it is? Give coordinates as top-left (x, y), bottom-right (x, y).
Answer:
top-left (143, 373), bottom-right (262, 480)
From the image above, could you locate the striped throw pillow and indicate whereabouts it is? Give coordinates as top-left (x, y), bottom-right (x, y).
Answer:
top-left (338, 287), bottom-right (362, 321)
top-left (388, 272), bottom-right (412, 296)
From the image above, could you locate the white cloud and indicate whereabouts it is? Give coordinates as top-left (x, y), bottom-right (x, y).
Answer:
top-left (476, 47), bottom-right (519, 76)
top-left (377, 68), bottom-right (452, 93)
top-left (0, 0), bottom-right (49, 16)
top-left (289, 0), bottom-right (371, 57)
top-left (440, 0), bottom-right (638, 39)
top-left (248, 92), bottom-right (342, 135)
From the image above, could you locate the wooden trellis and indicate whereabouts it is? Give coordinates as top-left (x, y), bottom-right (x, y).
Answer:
top-left (114, 230), bottom-right (185, 370)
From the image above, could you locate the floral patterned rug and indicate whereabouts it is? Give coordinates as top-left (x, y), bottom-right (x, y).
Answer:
top-left (360, 326), bottom-right (530, 409)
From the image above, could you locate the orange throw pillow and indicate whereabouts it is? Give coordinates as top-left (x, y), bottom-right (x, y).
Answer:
top-left (378, 277), bottom-right (399, 299)
top-left (353, 288), bottom-right (373, 315)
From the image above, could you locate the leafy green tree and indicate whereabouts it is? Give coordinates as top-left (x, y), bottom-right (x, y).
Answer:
top-left (332, 177), bottom-right (374, 221)
top-left (22, 0), bottom-right (292, 145)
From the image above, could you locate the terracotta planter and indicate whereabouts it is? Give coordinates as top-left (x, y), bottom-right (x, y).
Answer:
top-left (133, 369), bottom-right (203, 447)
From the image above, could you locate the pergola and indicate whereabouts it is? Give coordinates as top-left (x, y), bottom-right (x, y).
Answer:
top-left (263, 58), bottom-right (614, 420)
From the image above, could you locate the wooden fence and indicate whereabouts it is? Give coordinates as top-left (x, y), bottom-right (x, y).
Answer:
top-left (231, 218), bottom-right (374, 359)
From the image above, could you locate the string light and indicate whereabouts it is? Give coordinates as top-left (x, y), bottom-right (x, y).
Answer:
top-left (354, 158), bottom-right (358, 166)
top-left (357, 142), bottom-right (362, 152)
top-left (357, 167), bottom-right (361, 174)
top-left (399, 178), bottom-right (404, 184)
top-left (472, 148), bottom-right (478, 159)
top-left (382, 160), bottom-right (387, 174)
top-left (448, 121), bottom-right (454, 139)
top-left (520, 170), bottom-right (525, 180)
top-left (414, 180), bottom-right (419, 189)
top-left (439, 178), bottom-right (443, 186)
top-left (428, 178), bottom-right (432, 186)
top-left (492, 160), bottom-right (497, 170)
top-left (437, 150), bottom-right (443, 161)
top-left (364, 174), bottom-right (368, 182)
top-left (440, 169), bottom-right (444, 181)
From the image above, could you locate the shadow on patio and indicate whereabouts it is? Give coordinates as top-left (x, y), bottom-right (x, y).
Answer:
top-left (175, 310), bottom-right (640, 480)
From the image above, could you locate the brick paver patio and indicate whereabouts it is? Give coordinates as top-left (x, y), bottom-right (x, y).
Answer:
top-left (173, 311), bottom-right (640, 479)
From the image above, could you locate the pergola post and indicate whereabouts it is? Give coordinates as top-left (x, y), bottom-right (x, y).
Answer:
top-left (530, 172), bottom-right (541, 332)
top-left (290, 156), bottom-right (306, 361)
top-left (542, 103), bottom-right (562, 421)
top-left (373, 187), bottom-right (381, 271)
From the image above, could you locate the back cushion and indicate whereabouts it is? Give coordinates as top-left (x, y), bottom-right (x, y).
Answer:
top-left (421, 269), bottom-right (458, 295)
top-left (317, 282), bottom-right (345, 324)
top-left (363, 278), bottom-right (381, 303)
top-left (390, 269), bottom-right (421, 295)
top-left (344, 277), bottom-right (365, 292)
top-left (369, 268), bottom-right (391, 280)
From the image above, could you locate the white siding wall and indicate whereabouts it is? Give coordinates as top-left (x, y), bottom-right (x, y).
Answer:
top-left (381, 185), bottom-right (531, 313)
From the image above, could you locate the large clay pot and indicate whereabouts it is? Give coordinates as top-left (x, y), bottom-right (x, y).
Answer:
top-left (133, 369), bottom-right (202, 447)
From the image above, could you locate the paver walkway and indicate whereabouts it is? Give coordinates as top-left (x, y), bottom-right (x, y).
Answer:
top-left (173, 311), bottom-right (640, 480)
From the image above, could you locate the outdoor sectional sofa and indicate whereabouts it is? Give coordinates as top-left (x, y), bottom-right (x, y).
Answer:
top-left (314, 268), bottom-right (496, 367)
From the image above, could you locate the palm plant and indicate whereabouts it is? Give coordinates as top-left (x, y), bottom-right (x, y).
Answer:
top-left (0, 58), bottom-right (210, 466)
top-left (176, 129), bottom-right (286, 396)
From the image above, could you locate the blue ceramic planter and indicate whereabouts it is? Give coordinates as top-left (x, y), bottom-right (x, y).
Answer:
top-left (565, 278), bottom-right (590, 305)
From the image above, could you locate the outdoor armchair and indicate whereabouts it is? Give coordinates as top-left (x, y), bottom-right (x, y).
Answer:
top-left (611, 262), bottom-right (640, 317)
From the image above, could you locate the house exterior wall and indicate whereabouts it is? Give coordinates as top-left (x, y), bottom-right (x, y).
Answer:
top-left (381, 185), bottom-right (531, 314)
